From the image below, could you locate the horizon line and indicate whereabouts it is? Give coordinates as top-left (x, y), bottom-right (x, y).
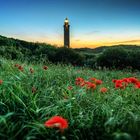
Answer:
top-left (1, 34), bottom-right (140, 49)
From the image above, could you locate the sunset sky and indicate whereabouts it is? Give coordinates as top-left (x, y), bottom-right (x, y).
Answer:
top-left (0, 0), bottom-right (140, 48)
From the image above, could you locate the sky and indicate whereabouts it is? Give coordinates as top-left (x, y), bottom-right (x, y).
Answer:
top-left (0, 0), bottom-right (140, 48)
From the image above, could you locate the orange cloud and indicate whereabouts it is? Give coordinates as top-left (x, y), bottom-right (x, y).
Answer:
top-left (108, 40), bottom-right (140, 44)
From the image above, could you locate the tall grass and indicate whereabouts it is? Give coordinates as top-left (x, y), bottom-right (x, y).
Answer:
top-left (0, 58), bottom-right (140, 140)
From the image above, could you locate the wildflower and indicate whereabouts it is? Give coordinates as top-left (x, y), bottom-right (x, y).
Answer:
top-left (75, 77), bottom-right (85, 87)
top-left (32, 87), bottom-right (36, 93)
top-left (85, 81), bottom-right (96, 89)
top-left (100, 87), bottom-right (108, 93)
top-left (18, 65), bottom-right (24, 71)
top-left (89, 83), bottom-right (96, 89)
top-left (112, 79), bottom-right (117, 83)
top-left (128, 77), bottom-right (139, 84)
top-left (115, 80), bottom-right (125, 89)
top-left (43, 66), bottom-right (48, 70)
top-left (68, 86), bottom-right (73, 90)
top-left (113, 77), bottom-right (140, 89)
top-left (135, 82), bottom-right (140, 89)
top-left (90, 78), bottom-right (96, 81)
top-left (44, 116), bottom-right (68, 131)
top-left (30, 68), bottom-right (34, 73)
top-left (122, 78), bottom-right (130, 83)
top-left (90, 78), bottom-right (102, 85)
top-left (0, 80), bottom-right (3, 85)
top-left (14, 64), bottom-right (19, 67)
top-left (95, 79), bottom-right (102, 85)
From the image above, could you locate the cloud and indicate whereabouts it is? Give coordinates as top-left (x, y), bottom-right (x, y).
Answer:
top-left (108, 39), bottom-right (140, 44)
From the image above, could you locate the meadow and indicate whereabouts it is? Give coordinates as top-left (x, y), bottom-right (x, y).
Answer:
top-left (0, 58), bottom-right (140, 140)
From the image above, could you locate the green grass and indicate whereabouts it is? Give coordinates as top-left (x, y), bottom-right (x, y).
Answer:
top-left (0, 58), bottom-right (140, 140)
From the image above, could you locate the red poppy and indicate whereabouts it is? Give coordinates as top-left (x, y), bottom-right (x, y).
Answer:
top-left (0, 80), bottom-right (3, 85)
top-left (79, 81), bottom-right (85, 87)
top-left (112, 79), bottom-right (117, 83)
top-left (89, 78), bottom-right (96, 81)
top-left (95, 79), bottom-right (102, 85)
top-left (135, 82), bottom-right (140, 89)
top-left (128, 77), bottom-right (139, 84)
top-left (85, 81), bottom-right (96, 89)
top-left (14, 64), bottom-right (19, 67)
top-left (30, 68), bottom-right (34, 73)
top-left (75, 77), bottom-right (85, 87)
top-left (44, 116), bottom-right (68, 131)
top-left (89, 83), bottom-right (96, 89)
top-left (43, 66), bottom-right (48, 70)
top-left (68, 86), bottom-right (73, 90)
top-left (113, 77), bottom-right (140, 89)
top-left (122, 78), bottom-right (130, 83)
top-left (115, 80), bottom-right (126, 89)
top-left (100, 87), bottom-right (108, 93)
top-left (18, 65), bottom-right (24, 71)
top-left (90, 78), bottom-right (102, 85)
top-left (32, 87), bottom-right (36, 93)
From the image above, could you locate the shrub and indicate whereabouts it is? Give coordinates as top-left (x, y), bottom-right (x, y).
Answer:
top-left (54, 47), bottom-right (85, 65)
top-left (126, 51), bottom-right (140, 70)
top-left (0, 46), bottom-right (24, 60)
top-left (96, 48), bottom-right (128, 69)
top-left (83, 54), bottom-right (98, 68)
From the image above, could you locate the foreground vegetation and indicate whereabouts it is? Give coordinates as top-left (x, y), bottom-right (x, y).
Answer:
top-left (0, 58), bottom-right (140, 140)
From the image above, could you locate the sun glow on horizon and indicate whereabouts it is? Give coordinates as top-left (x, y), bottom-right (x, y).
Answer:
top-left (2, 27), bottom-right (140, 49)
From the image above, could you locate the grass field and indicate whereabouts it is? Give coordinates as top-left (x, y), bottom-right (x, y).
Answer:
top-left (0, 58), bottom-right (140, 140)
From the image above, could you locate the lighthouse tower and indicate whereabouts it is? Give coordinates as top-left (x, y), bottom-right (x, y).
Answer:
top-left (64, 18), bottom-right (70, 48)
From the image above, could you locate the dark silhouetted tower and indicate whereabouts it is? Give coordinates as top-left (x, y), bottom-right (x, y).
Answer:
top-left (64, 18), bottom-right (70, 48)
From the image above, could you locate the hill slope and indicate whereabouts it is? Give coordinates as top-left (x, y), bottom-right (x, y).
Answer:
top-left (74, 45), bottom-right (140, 54)
top-left (1, 35), bottom-right (140, 54)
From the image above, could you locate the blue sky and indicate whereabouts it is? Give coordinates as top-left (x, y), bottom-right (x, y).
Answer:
top-left (0, 0), bottom-right (140, 48)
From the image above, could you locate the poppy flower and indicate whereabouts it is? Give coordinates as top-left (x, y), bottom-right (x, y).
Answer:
top-left (100, 87), bottom-right (108, 93)
top-left (18, 65), bottom-right (24, 71)
top-left (89, 83), bottom-right (96, 89)
top-left (115, 80), bottom-right (126, 89)
top-left (68, 86), bottom-right (73, 90)
top-left (122, 78), bottom-right (130, 83)
top-left (112, 79), bottom-right (117, 83)
top-left (89, 78), bottom-right (96, 81)
top-left (43, 66), bottom-right (48, 70)
top-left (135, 82), bottom-right (140, 89)
top-left (14, 64), bottom-right (19, 67)
top-left (128, 77), bottom-right (139, 84)
top-left (113, 77), bottom-right (140, 89)
top-left (0, 80), bottom-right (3, 85)
top-left (44, 116), bottom-right (68, 131)
top-left (85, 81), bottom-right (96, 89)
top-left (30, 68), bottom-right (34, 73)
top-left (32, 87), bottom-right (36, 93)
top-left (90, 78), bottom-right (102, 85)
top-left (95, 79), bottom-right (102, 85)
top-left (75, 77), bottom-right (85, 87)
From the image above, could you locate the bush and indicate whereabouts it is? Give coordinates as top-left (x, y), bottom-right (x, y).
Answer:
top-left (83, 54), bottom-right (97, 68)
top-left (96, 48), bottom-right (140, 70)
top-left (126, 51), bottom-right (140, 70)
top-left (35, 45), bottom-right (57, 62)
top-left (54, 47), bottom-right (85, 65)
top-left (96, 48), bottom-right (128, 69)
top-left (0, 46), bottom-right (24, 60)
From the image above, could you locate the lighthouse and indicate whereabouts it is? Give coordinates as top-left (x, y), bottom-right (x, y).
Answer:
top-left (64, 18), bottom-right (70, 48)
